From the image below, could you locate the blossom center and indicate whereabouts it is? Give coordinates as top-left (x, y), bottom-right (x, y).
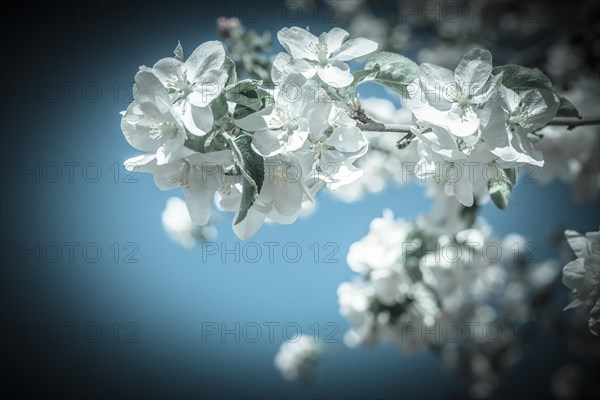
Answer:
top-left (166, 70), bottom-right (193, 97)
top-left (310, 140), bottom-right (326, 156)
top-left (149, 121), bottom-right (179, 140)
top-left (309, 41), bottom-right (330, 66)
top-left (273, 107), bottom-right (299, 134)
top-left (218, 181), bottom-right (233, 196)
top-left (453, 83), bottom-right (470, 108)
top-left (509, 107), bottom-right (533, 129)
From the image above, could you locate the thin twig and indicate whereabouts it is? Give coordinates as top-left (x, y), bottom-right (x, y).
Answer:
top-left (357, 117), bottom-right (600, 135)
top-left (357, 121), bottom-right (414, 134)
top-left (545, 117), bottom-right (600, 129)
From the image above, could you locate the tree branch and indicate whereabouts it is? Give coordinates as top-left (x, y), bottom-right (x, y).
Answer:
top-left (545, 117), bottom-right (600, 129)
top-left (356, 116), bottom-right (600, 149)
top-left (357, 120), bottom-right (414, 134)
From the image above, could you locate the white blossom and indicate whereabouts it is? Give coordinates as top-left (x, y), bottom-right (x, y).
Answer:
top-left (483, 87), bottom-right (558, 167)
top-left (153, 41), bottom-right (228, 136)
top-left (272, 26), bottom-right (377, 87)
top-left (407, 48), bottom-right (502, 138)
top-left (235, 74), bottom-right (331, 157)
top-left (121, 68), bottom-right (189, 165)
top-left (126, 150), bottom-right (235, 226)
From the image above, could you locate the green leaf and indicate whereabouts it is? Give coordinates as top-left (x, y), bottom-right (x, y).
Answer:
top-left (232, 104), bottom-right (259, 121)
top-left (225, 79), bottom-right (273, 112)
top-left (184, 135), bottom-right (208, 153)
top-left (492, 65), bottom-right (552, 93)
top-left (361, 52), bottom-right (418, 97)
top-left (225, 79), bottom-right (265, 111)
top-left (556, 95), bottom-right (582, 119)
top-left (351, 69), bottom-right (378, 86)
top-left (488, 168), bottom-right (517, 210)
top-left (210, 93), bottom-right (229, 120)
top-left (224, 134), bottom-right (264, 225)
top-left (222, 56), bottom-right (237, 87)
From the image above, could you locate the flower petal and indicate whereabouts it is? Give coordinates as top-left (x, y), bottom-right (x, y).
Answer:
top-left (272, 52), bottom-right (315, 83)
top-left (274, 181), bottom-right (304, 216)
top-left (445, 103), bottom-right (480, 137)
top-left (277, 27), bottom-right (319, 61)
top-left (182, 103), bottom-right (213, 137)
top-left (153, 57), bottom-right (184, 86)
top-left (156, 133), bottom-right (185, 165)
top-left (134, 67), bottom-right (170, 104)
top-left (565, 230), bottom-right (589, 259)
top-left (335, 37), bottom-right (378, 61)
top-left (124, 153), bottom-right (156, 172)
top-left (285, 130), bottom-right (309, 152)
top-left (185, 41), bottom-right (226, 81)
top-left (232, 206), bottom-right (266, 240)
top-left (322, 27), bottom-right (349, 53)
top-left (121, 102), bottom-right (161, 153)
top-left (153, 159), bottom-right (189, 190)
top-left (522, 89), bottom-right (560, 130)
top-left (327, 125), bottom-right (366, 152)
top-left (562, 258), bottom-right (585, 291)
top-left (189, 69), bottom-right (228, 107)
top-left (455, 48), bottom-right (493, 95)
top-left (251, 129), bottom-right (285, 157)
top-left (235, 106), bottom-right (273, 132)
top-left (315, 61), bottom-right (354, 88)
top-left (453, 177), bottom-right (474, 207)
top-left (184, 165), bottom-right (217, 226)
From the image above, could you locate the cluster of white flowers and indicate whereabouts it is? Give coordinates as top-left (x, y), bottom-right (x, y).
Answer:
top-left (406, 48), bottom-right (559, 207)
top-left (121, 28), bottom-right (380, 240)
top-left (121, 41), bottom-right (235, 226)
top-left (121, 25), bottom-right (588, 239)
top-left (563, 227), bottom-right (600, 336)
top-left (161, 197), bottom-right (217, 248)
top-left (274, 335), bottom-right (322, 382)
top-left (338, 188), bottom-right (560, 397)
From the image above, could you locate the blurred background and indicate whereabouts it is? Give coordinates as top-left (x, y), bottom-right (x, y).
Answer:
top-left (1, 1), bottom-right (599, 398)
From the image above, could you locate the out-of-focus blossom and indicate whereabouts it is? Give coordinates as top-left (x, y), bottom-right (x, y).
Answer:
top-left (338, 194), bottom-right (561, 397)
top-left (563, 228), bottom-right (600, 335)
top-left (535, 76), bottom-right (600, 201)
top-left (274, 335), bottom-right (322, 382)
top-left (162, 197), bottom-right (217, 248)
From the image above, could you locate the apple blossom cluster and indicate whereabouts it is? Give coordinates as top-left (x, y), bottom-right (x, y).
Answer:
top-left (338, 189), bottom-right (560, 397)
top-left (121, 27), bottom-right (378, 240)
top-left (404, 48), bottom-right (562, 208)
top-left (121, 26), bottom-right (583, 239)
top-left (274, 335), bottom-right (322, 382)
top-left (562, 227), bottom-right (600, 336)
